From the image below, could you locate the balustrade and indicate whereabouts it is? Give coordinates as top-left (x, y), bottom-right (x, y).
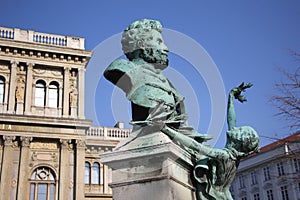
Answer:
top-left (0, 26), bottom-right (85, 49)
top-left (86, 126), bottom-right (131, 140)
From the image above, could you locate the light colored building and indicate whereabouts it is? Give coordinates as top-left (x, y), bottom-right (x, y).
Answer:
top-left (0, 26), bottom-right (130, 200)
top-left (231, 132), bottom-right (300, 200)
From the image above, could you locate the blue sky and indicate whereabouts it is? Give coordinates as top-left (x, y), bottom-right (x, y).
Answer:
top-left (1, 0), bottom-right (300, 147)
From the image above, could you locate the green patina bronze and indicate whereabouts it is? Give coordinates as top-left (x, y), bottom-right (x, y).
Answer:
top-left (104, 19), bottom-right (260, 200)
top-left (104, 19), bottom-right (210, 142)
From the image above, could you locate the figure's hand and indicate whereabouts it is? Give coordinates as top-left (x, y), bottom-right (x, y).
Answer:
top-left (230, 82), bottom-right (253, 103)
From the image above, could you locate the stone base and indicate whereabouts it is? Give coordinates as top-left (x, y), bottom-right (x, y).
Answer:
top-left (100, 131), bottom-right (196, 200)
top-left (16, 102), bottom-right (24, 115)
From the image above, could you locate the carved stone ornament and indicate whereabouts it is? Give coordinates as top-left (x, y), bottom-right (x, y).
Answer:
top-left (11, 179), bottom-right (17, 188)
top-left (20, 136), bottom-right (33, 147)
top-left (30, 142), bottom-right (57, 150)
top-left (0, 65), bottom-right (9, 72)
top-left (15, 76), bottom-right (26, 103)
top-left (33, 68), bottom-right (46, 75)
top-left (51, 70), bottom-right (62, 77)
top-left (60, 139), bottom-right (72, 150)
top-left (32, 152), bottom-right (57, 162)
top-left (3, 135), bottom-right (16, 146)
top-left (76, 139), bottom-right (86, 148)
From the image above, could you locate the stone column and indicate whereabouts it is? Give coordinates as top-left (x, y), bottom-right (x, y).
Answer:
top-left (3, 80), bottom-right (9, 113)
top-left (78, 67), bottom-right (85, 119)
top-left (8, 61), bottom-right (18, 113)
top-left (45, 85), bottom-right (49, 115)
top-left (63, 67), bottom-right (70, 117)
top-left (0, 135), bottom-right (17, 200)
top-left (17, 136), bottom-right (32, 200)
top-left (59, 139), bottom-right (71, 200)
top-left (58, 86), bottom-right (63, 117)
top-left (103, 165), bottom-right (109, 194)
top-left (0, 139), bottom-right (3, 177)
top-left (24, 63), bottom-right (34, 115)
top-left (75, 139), bottom-right (85, 200)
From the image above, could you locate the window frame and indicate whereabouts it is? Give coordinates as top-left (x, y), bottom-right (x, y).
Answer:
top-left (29, 166), bottom-right (57, 200)
top-left (0, 76), bottom-right (5, 104)
top-left (48, 81), bottom-right (59, 108)
top-left (35, 80), bottom-right (46, 107)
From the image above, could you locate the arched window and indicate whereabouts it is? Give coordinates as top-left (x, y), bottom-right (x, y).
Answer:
top-left (84, 162), bottom-right (91, 184)
top-left (91, 162), bottom-right (100, 184)
top-left (29, 167), bottom-right (56, 200)
top-left (35, 80), bottom-right (46, 107)
top-left (48, 82), bottom-right (59, 108)
top-left (0, 76), bottom-right (5, 104)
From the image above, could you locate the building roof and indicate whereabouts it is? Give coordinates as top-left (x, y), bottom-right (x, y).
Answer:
top-left (260, 131), bottom-right (300, 153)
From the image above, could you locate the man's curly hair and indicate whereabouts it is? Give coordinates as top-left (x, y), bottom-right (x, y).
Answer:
top-left (121, 19), bottom-right (162, 60)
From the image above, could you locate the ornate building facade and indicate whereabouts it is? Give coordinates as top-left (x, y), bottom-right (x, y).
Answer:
top-left (231, 132), bottom-right (300, 200)
top-left (0, 26), bottom-right (130, 200)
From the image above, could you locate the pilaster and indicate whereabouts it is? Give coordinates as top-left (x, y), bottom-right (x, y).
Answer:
top-left (78, 67), bottom-right (85, 119)
top-left (3, 80), bottom-right (9, 113)
top-left (103, 165), bottom-right (109, 194)
top-left (58, 86), bottom-right (63, 117)
top-left (8, 61), bottom-right (18, 113)
top-left (0, 138), bottom-right (3, 177)
top-left (75, 139), bottom-right (86, 200)
top-left (63, 67), bottom-right (70, 117)
top-left (59, 139), bottom-right (71, 200)
top-left (24, 63), bottom-right (34, 115)
top-left (17, 136), bottom-right (33, 200)
top-left (0, 135), bottom-right (17, 200)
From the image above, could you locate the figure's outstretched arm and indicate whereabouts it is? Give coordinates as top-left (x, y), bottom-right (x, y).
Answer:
top-left (162, 125), bottom-right (227, 159)
top-left (227, 82), bottom-right (253, 131)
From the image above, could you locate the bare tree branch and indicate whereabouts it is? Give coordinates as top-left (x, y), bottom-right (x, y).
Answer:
top-left (270, 52), bottom-right (300, 131)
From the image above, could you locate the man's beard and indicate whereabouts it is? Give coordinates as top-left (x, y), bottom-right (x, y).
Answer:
top-left (140, 48), bottom-right (169, 69)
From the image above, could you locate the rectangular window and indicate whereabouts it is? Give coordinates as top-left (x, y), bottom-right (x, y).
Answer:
top-left (263, 166), bottom-right (271, 181)
top-left (251, 171), bottom-right (258, 185)
top-left (277, 162), bottom-right (285, 176)
top-left (254, 193), bottom-right (260, 200)
top-left (35, 87), bottom-right (45, 107)
top-left (30, 184), bottom-right (35, 200)
top-left (294, 159), bottom-right (300, 172)
top-left (48, 89), bottom-right (58, 108)
top-left (281, 186), bottom-right (289, 200)
top-left (267, 189), bottom-right (274, 200)
top-left (239, 176), bottom-right (245, 189)
top-left (49, 184), bottom-right (55, 200)
top-left (242, 197), bottom-right (247, 200)
top-left (37, 184), bottom-right (47, 200)
top-left (0, 82), bottom-right (4, 104)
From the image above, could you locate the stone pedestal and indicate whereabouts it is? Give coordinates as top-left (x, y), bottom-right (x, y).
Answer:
top-left (16, 102), bottom-right (23, 114)
top-left (101, 131), bottom-right (196, 200)
top-left (70, 106), bottom-right (77, 117)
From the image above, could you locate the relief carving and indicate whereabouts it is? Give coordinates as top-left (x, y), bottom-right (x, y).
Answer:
top-left (0, 65), bottom-right (9, 72)
top-left (32, 152), bottom-right (57, 162)
top-left (3, 135), bottom-right (16, 146)
top-left (20, 136), bottom-right (33, 147)
top-left (60, 139), bottom-right (73, 150)
top-left (51, 70), bottom-right (63, 77)
top-left (76, 139), bottom-right (86, 148)
top-left (30, 142), bottom-right (57, 150)
top-left (69, 70), bottom-right (78, 107)
top-left (33, 68), bottom-right (46, 75)
top-left (15, 76), bottom-right (26, 103)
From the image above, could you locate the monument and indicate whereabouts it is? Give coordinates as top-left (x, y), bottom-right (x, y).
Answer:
top-left (101, 19), bottom-right (260, 200)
